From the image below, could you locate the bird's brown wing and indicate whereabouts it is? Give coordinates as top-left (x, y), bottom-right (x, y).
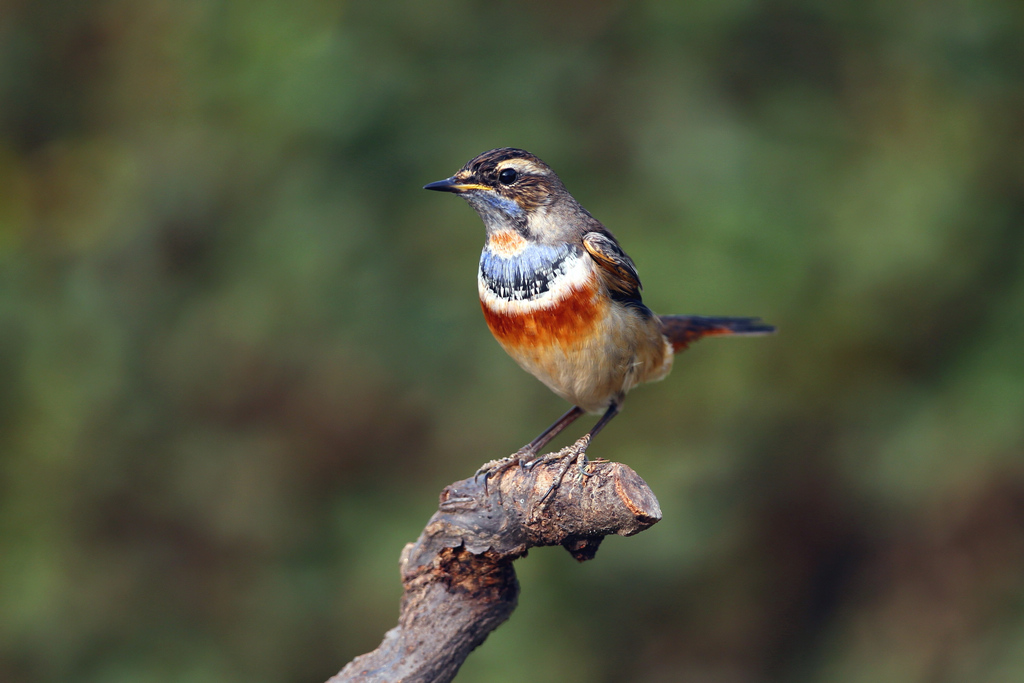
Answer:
top-left (581, 231), bottom-right (643, 303)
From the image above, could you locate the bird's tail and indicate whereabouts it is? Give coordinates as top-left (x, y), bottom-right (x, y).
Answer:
top-left (659, 315), bottom-right (775, 353)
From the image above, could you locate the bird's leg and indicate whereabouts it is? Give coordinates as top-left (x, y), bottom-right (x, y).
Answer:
top-left (519, 406), bottom-right (586, 469)
top-left (585, 401), bottom-right (620, 441)
top-left (474, 406), bottom-right (585, 484)
top-left (529, 402), bottom-right (620, 471)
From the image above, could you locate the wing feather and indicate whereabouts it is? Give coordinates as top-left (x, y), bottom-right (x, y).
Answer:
top-left (581, 231), bottom-right (643, 302)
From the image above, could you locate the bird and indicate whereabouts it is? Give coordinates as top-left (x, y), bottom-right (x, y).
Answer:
top-left (424, 148), bottom-right (774, 477)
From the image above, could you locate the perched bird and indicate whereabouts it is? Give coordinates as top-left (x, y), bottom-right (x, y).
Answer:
top-left (425, 148), bottom-right (773, 472)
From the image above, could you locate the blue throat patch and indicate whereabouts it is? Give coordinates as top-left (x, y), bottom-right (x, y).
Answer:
top-left (480, 242), bottom-right (576, 301)
top-left (478, 191), bottom-right (524, 217)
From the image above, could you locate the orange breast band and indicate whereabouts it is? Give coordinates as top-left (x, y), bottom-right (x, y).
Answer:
top-left (481, 281), bottom-right (604, 349)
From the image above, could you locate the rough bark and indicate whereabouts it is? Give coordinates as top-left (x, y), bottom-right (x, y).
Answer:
top-left (329, 437), bottom-right (662, 683)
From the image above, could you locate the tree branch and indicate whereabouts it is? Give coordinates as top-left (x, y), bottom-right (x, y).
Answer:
top-left (329, 437), bottom-right (662, 683)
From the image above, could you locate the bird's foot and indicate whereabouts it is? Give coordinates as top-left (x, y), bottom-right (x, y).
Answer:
top-left (538, 435), bottom-right (594, 505)
top-left (474, 445), bottom-right (539, 494)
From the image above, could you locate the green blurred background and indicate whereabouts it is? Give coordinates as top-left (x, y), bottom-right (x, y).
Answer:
top-left (2, 1), bottom-right (1024, 681)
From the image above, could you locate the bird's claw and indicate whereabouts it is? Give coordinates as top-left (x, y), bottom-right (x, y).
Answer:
top-left (474, 446), bottom-right (538, 495)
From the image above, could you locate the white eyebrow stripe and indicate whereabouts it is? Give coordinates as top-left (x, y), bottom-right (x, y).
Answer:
top-left (495, 159), bottom-right (550, 176)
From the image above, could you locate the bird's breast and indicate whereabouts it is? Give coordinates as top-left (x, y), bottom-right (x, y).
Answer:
top-left (478, 240), bottom-right (603, 348)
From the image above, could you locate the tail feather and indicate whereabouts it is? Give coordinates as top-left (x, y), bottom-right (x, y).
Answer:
top-left (659, 315), bottom-right (775, 353)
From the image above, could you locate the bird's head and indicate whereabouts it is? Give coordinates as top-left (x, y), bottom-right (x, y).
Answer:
top-left (425, 148), bottom-right (582, 242)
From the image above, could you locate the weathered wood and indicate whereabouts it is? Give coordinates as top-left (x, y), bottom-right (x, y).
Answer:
top-left (329, 437), bottom-right (662, 683)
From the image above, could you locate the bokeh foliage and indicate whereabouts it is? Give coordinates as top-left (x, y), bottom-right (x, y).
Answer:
top-left (2, 1), bottom-right (1024, 681)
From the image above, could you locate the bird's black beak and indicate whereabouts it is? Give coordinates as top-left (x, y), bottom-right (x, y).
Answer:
top-left (423, 176), bottom-right (491, 193)
top-left (423, 177), bottom-right (459, 192)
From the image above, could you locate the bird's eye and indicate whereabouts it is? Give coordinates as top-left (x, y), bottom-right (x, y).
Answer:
top-left (498, 168), bottom-right (518, 185)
